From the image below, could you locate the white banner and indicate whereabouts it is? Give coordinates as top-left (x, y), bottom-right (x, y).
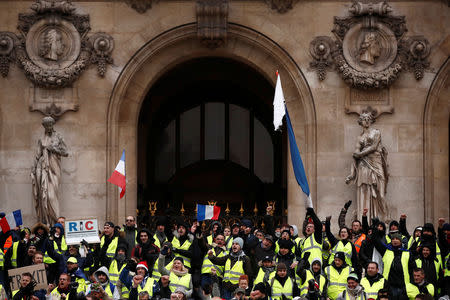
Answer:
top-left (65, 219), bottom-right (100, 245)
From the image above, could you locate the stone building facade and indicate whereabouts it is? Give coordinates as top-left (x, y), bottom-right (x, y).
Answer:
top-left (0, 0), bottom-right (448, 231)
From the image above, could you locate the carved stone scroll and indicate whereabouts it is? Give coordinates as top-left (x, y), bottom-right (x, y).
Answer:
top-left (309, 1), bottom-right (430, 89)
top-left (196, 0), bottom-right (228, 49)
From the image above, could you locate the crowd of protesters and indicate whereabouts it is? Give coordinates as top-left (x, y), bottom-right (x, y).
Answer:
top-left (0, 201), bottom-right (449, 300)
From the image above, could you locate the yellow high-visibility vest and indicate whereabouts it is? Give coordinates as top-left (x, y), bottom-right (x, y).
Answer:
top-left (254, 267), bottom-right (276, 285)
top-left (137, 278), bottom-right (155, 297)
top-left (169, 272), bottom-right (191, 292)
top-left (100, 236), bottom-right (119, 259)
top-left (153, 257), bottom-right (174, 281)
top-left (201, 249), bottom-right (227, 277)
top-left (382, 250), bottom-right (410, 285)
top-left (328, 241), bottom-right (353, 266)
top-left (405, 282), bottom-right (434, 300)
top-left (300, 235), bottom-right (323, 265)
top-left (171, 237), bottom-right (192, 268)
top-left (223, 259), bottom-right (244, 285)
top-left (11, 241), bottom-right (19, 268)
top-left (325, 265), bottom-right (352, 300)
top-left (360, 276), bottom-right (386, 299)
top-left (299, 270), bottom-right (326, 297)
top-left (270, 277), bottom-right (294, 300)
top-left (109, 259), bottom-right (126, 286)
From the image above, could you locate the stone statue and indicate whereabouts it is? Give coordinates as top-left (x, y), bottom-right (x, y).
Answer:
top-left (359, 32), bottom-right (381, 65)
top-left (345, 109), bottom-right (389, 221)
top-left (31, 116), bottom-right (68, 225)
top-left (40, 28), bottom-right (65, 61)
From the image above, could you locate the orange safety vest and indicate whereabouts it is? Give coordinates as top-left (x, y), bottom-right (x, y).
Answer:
top-left (3, 236), bottom-right (12, 253)
top-left (354, 234), bottom-right (366, 254)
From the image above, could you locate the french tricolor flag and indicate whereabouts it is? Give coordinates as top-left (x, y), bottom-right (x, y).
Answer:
top-left (0, 210), bottom-right (23, 233)
top-left (108, 149), bottom-right (126, 198)
top-left (197, 204), bottom-right (220, 221)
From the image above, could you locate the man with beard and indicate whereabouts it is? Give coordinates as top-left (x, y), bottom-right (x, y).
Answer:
top-left (360, 262), bottom-right (388, 299)
top-left (46, 273), bottom-right (78, 300)
top-left (199, 232), bottom-right (228, 288)
top-left (131, 229), bottom-right (160, 276)
top-left (225, 224), bottom-right (240, 251)
top-left (86, 267), bottom-right (120, 300)
top-left (300, 208), bottom-right (323, 267)
top-left (253, 256), bottom-right (276, 285)
top-left (122, 216), bottom-right (138, 258)
top-left (296, 258), bottom-right (327, 298)
top-left (66, 257), bottom-right (87, 294)
top-left (410, 223), bottom-right (443, 271)
top-left (208, 237), bottom-right (253, 299)
top-left (324, 252), bottom-right (353, 300)
top-left (336, 273), bottom-right (367, 300)
top-left (267, 263), bottom-right (299, 300)
top-left (206, 222), bottom-right (222, 246)
top-left (412, 245), bottom-right (442, 292)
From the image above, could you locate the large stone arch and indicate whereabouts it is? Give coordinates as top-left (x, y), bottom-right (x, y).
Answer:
top-left (106, 23), bottom-right (317, 224)
top-left (423, 58), bottom-right (450, 223)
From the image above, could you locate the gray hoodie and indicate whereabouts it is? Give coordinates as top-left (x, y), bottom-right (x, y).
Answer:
top-left (85, 266), bottom-right (120, 300)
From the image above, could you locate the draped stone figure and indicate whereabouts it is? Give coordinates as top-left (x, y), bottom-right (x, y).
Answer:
top-left (31, 116), bottom-right (68, 225)
top-left (345, 109), bottom-right (389, 221)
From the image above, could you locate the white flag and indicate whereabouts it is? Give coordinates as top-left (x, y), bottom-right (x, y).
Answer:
top-left (273, 71), bottom-right (286, 131)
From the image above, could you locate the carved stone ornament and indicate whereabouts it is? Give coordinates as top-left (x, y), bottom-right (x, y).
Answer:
top-left (89, 32), bottom-right (114, 77)
top-left (267, 0), bottom-right (294, 13)
top-left (2, 0), bottom-right (114, 88)
top-left (196, 0), bottom-right (229, 49)
top-left (309, 36), bottom-right (334, 81)
top-left (309, 1), bottom-right (430, 89)
top-left (0, 32), bottom-right (18, 77)
top-left (125, 0), bottom-right (157, 14)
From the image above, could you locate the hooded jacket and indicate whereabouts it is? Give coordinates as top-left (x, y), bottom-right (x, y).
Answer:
top-left (86, 266), bottom-right (120, 300)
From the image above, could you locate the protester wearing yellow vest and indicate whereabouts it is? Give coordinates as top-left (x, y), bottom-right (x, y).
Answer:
top-left (208, 237), bottom-right (253, 300)
top-left (198, 231), bottom-right (228, 289)
top-left (373, 225), bottom-right (414, 300)
top-left (99, 222), bottom-right (121, 268)
top-left (171, 222), bottom-right (193, 269)
top-left (296, 259), bottom-right (327, 298)
top-left (325, 217), bottom-right (359, 273)
top-left (360, 262), bottom-right (388, 300)
top-left (336, 273), bottom-right (367, 300)
top-left (12, 272), bottom-right (44, 300)
top-left (253, 256), bottom-right (276, 286)
top-left (108, 245), bottom-right (130, 299)
top-left (325, 252), bottom-right (353, 300)
top-left (413, 244), bottom-right (442, 291)
top-left (300, 208), bottom-right (323, 266)
top-left (405, 268), bottom-right (434, 300)
top-left (122, 261), bottom-right (159, 300)
top-left (46, 273), bottom-right (77, 300)
top-left (268, 263), bottom-right (299, 300)
top-left (86, 266), bottom-right (120, 300)
top-left (152, 217), bottom-right (168, 250)
top-left (410, 223), bottom-right (444, 269)
top-left (66, 257), bottom-right (87, 294)
top-left (157, 254), bottom-right (193, 298)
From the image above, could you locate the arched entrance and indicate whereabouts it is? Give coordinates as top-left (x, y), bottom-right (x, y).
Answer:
top-left (137, 57), bottom-right (286, 216)
top-left (106, 24), bottom-right (316, 225)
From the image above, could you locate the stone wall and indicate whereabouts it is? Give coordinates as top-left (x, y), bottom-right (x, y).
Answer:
top-left (0, 0), bottom-right (448, 233)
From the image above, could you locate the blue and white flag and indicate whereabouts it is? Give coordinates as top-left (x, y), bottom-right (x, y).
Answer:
top-left (273, 71), bottom-right (313, 208)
